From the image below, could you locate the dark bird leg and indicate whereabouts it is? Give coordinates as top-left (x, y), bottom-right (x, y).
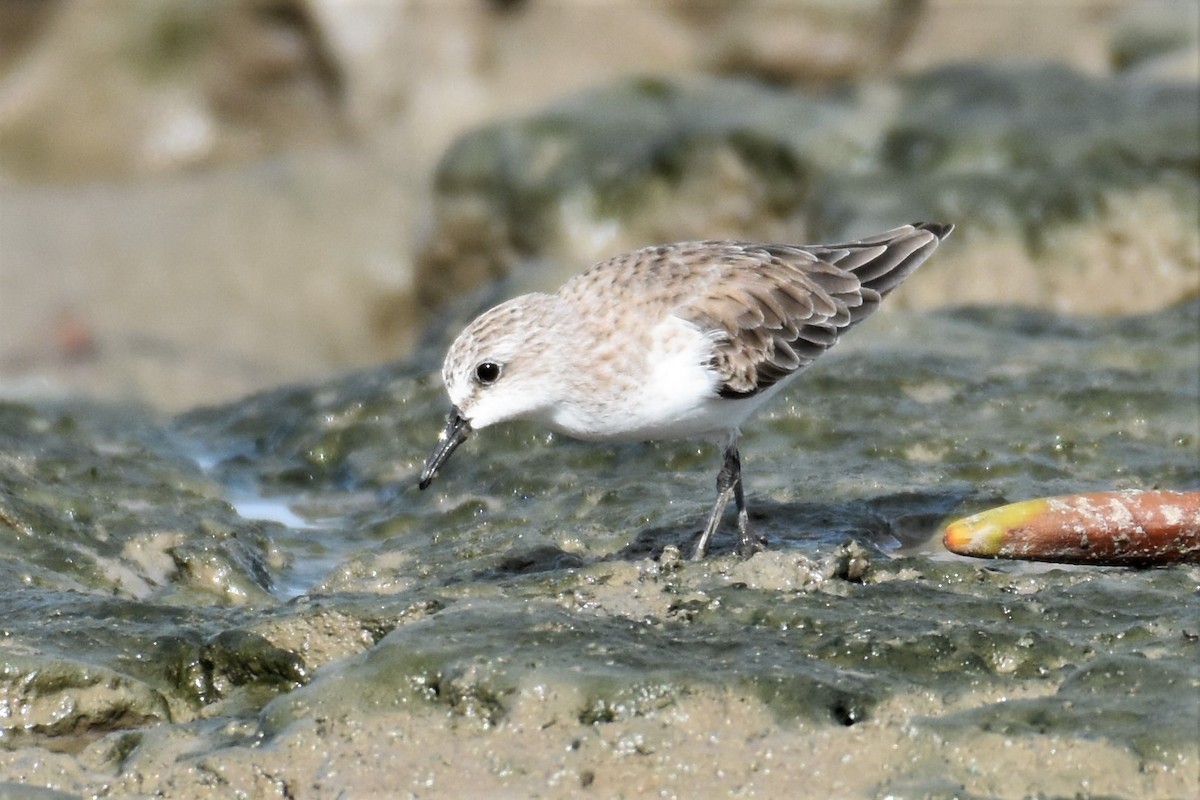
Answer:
top-left (732, 451), bottom-right (765, 558)
top-left (693, 440), bottom-right (763, 560)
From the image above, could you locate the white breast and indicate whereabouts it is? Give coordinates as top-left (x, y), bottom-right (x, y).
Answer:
top-left (544, 316), bottom-right (773, 443)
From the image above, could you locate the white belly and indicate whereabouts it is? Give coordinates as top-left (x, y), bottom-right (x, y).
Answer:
top-left (541, 316), bottom-right (786, 443)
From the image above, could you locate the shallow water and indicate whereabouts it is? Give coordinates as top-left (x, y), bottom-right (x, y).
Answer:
top-left (1, 301), bottom-right (1197, 795)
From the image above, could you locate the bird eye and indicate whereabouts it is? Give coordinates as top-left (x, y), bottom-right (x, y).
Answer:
top-left (474, 361), bottom-right (502, 385)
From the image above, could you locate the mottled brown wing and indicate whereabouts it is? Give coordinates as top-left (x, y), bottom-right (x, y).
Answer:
top-left (682, 223), bottom-right (952, 397)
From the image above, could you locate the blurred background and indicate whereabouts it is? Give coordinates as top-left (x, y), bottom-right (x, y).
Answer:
top-left (1, 0), bottom-right (1196, 412)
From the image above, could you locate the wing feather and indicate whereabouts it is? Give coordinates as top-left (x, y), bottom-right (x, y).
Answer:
top-left (554, 222), bottom-right (952, 400)
top-left (678, 222), bottom-right (952, 398)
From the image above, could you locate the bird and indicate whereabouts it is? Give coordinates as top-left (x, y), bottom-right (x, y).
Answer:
top-left (419, 222), bottom-right (953, 559)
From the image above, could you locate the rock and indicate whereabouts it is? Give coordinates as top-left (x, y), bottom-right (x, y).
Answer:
top-left (415, 66), bottom-right (1199, 334)
top-left (0, 654), bottom-right (170, 751)
top-left (0, 0), bottom-right (347, 179)
top-left (0, 399), bottom-right (278, 603)
top-left (1108, 0), bottom-right (1200, 74)
top-left (0, 297), bottom-right (1197, 796)
top-left (3, 1), bottom-right (1197, 412)
top-left (414, 77), bottom-right (834, 319)
top-left (696, 0), bottom-right (928, 85)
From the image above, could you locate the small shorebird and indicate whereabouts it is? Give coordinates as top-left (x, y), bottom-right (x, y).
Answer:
top-left (420, 222), bottom-right (953, 559)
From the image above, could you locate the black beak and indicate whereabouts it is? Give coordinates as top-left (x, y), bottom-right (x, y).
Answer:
top-left (418, 407), bottom-right (471, 490)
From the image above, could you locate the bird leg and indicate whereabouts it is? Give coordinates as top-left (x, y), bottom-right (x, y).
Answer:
top-left (731, 451), bottom-right (765, 558)
top-left (692, 442), bottom-right (764, 560)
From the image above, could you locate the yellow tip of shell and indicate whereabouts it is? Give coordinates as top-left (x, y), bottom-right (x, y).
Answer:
top-left (943, 498), bottom-right (1050, 557)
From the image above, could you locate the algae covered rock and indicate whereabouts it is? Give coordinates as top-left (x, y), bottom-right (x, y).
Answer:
top-left (0, 400), bottom-right (278, 603)
top-left (416, 66), bottom-right (1199, 333)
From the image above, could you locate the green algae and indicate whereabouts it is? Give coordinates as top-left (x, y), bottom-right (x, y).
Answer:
top-left (0, 300), bottom-right (1196, 783)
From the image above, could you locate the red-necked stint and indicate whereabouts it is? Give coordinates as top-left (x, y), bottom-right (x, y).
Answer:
top-left (420, 222), bottom-right (954, 559)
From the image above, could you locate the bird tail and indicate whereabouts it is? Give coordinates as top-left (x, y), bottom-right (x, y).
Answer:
top-left (818, 221), bottom-right (953, 322)
top-left (841, 221), bottom-right (952, 293)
